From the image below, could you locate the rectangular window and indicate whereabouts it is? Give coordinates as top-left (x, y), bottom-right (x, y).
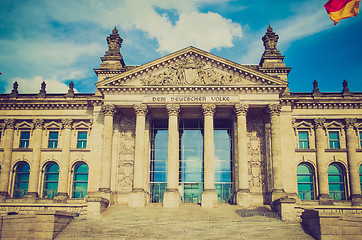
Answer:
top-left (77, 131), bottom-right (87, 148)
top-left (19, 131), bottom-right (30, 148)
top-left (48, 131), bottom-right (59, 148)
top-left (329, 131), bottom-right (340, 149)
top-left (298, 131), bottom-right (309, 149)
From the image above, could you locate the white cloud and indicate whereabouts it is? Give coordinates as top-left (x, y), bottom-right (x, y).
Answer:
top-left (6, 76), bottom-right (77, 94)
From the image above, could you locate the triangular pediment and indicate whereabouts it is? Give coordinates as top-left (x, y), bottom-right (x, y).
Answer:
top-left (96, 46), bottom-right (288, 89)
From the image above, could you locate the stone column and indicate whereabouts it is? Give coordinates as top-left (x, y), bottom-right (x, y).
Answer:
top-left (314, 118), bottom-right (333, 205)
top-left (55, 119), bottom-right (73, 201)
top-left (27, 119), bottom-right (44, 198)
top-left (267, 104), bottom-right (285, 202)
top-left (99, 105), bottom-right (116, 193)
top-left (235, 103), bottom-right (251, 206)
top-left (345, 118), bottom-right (362, 205)
top-left (201, 104), bottom-right (218, 208)
top-left (163, 104), bottom-right (181, 208)
top-left (129, 104), bottom-right (148, 207)
top-left (0, 119), bottom-right (15, 201)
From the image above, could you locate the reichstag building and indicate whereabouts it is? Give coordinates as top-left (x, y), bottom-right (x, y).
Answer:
top-left (0, 26), bottom-right (361, 219)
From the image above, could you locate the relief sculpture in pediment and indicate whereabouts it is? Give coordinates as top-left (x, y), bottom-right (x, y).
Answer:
top-left (141, 56), bottom-right (244, 86)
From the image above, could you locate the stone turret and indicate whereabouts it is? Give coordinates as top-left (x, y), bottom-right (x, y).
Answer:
top-left (94, 27), bottom-right (127, 82)
top-left (259, 25), bottom-right (291, 82)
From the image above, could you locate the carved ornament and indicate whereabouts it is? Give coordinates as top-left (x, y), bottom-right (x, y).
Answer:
top-left (166, 104), bottom-right (180, 116)
top-left (62, 119), bottom-right (73, 129)
top-left (267, 104), bottom-right (281, 116)
top-left (235, 103), bottom-right (249, 116)
top-left (133, 104), bottom-right (148, 116)
top-left (33, 119), bottom-right (44, 129)
top-left (102, 104), bottom-right (116, 116)
top-left (4, 119), bottom-right (15, 129)
top-left (314, 118), bottom-right (326, 129)
top-left (344, 118), bottom-right (356, 129)
top-left (202, 104), bottom-right (216, 116)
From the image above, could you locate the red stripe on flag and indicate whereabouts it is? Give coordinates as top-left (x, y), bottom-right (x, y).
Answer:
top-left (324, 0), bottom-right (353, 13)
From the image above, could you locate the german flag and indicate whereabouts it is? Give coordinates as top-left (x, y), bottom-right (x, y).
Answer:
top-left (324, 0), bottom-right (360, 25)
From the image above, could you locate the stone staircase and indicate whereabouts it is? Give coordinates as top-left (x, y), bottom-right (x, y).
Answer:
top-left (56, 204), bottom-right (315, 240)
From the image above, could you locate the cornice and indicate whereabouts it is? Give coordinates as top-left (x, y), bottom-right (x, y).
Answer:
top-left (96, 47), bottom-right (288, 88)
top-left (0, 102), bottom-right (90, 110)
top-left (98, 85), bottom-right (286, 95)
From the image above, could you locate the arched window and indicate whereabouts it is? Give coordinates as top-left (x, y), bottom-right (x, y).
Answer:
top-left (13, 162), bottom-right (30, 198)
top-left (72, 163), bottom-right (89, 198)
top-left (297, 163), bottom-right (315, 200)
top-left (43, 163), bottom-right (59, 198)
top-left (359, 164), bottom-right (362, 195)
top-left (328, 163), bottom-right (346, 200)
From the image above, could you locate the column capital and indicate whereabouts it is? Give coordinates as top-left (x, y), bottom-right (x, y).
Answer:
top-left (134, 104), bottom-right (148, 116)
top-left (166, 104), bottom-right (180, 116)
top-left (314, 118), bottom-right (326, 129)
top-left (235, 103), bottom-right (249, 116)
top-left (33, 119), bottom-right (44, 129)
top-left (344, 118), bottom-right (357, 129)
top-left (202, 104), bottom-right (216, 116)
top-left (102, 104), bottom-right (117, 116)
top-left (61, 118), bottom-right (73, 129)
top-left (4, 119), bottom-right (15, 129)
top-left (267, 104), bottom-right (281, 116)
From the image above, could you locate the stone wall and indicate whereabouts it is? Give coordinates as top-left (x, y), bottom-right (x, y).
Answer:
top-left (302, 209), bottom-right (362, 240)
top-left (0, 210), bottom-right (75, 240)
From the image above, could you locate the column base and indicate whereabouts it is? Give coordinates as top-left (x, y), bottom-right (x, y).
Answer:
top-left (351, 194), bottom-right (362, 206)
top-left (271, 189), bottom-right (286, 203)
top-left (24, 192), bottom-right (38, 202)
top-left (86, 196), bottom-right (109, 217)
top-left (318, 194), bottom-right (333, 205)
top-left (0, 192), bottom-right (8, 202)
top-left (129, 189), bottom-right (147, 208)
top-left (53, 192), bottom-right (69, 203)
top-left (163, 189), bottom-right (181, 208)
top-left (201, 189), bottom-right (218, 208)
top-left (235, 190), bottom-right (251, 207)
top-left (98, 188), bottom-right (112, 193)
top-left (272, 197), bottom-right (297, 222)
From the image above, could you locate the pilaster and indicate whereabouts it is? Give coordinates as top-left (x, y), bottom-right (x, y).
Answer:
top-left (345, 118), bottom-right (362, 205)
top-left (314, 118), bottom-right (333, 205)
top-left (201, 104), bottom-right (218, 208)
top-left (0, 119), bottom-right (15, 201)
top-left (55, 119), bottom-right (73, 202)
top-left (163, 104), bottom-right (181, 208)
top-left (27, 119), bottom-right (44, 199)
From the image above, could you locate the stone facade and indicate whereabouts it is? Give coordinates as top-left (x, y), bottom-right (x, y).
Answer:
top-left (0, 26), bottom-right (361, 229)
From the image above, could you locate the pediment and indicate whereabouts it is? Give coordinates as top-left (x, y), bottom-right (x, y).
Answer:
top-left (44, 121), bottom-right (62, 129)
top-left (96, 47), bottom-right (288, 89)
top-left (73, 120), bottom-right (92, 129)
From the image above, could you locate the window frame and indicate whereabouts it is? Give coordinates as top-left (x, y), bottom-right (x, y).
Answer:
top-left (13, 162), bottom-right (30, 198)
top-left (72, 162), bottom-right (89, 198)
top-left (42, 162), bottom-right (59, 199)
top-left (328, 130), bottom-right (340, 149)
top-left (76, 131), bottom-right (88, 149)
top-left (359, 131), bottom-right (362, 149)
top-left (328, 163), bottom-right (347, 200)
top-left (19, 131), bottom-right (31, 148)
top-left (48, 131), bottom-right (59, 149)
top-left (297, 163), bottom-right (315, 200)
top-left (297, 130), bottom-right (310, 149)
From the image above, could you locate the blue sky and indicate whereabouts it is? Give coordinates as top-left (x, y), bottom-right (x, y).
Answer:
top-left (0, 0), bottom-right (361, 94)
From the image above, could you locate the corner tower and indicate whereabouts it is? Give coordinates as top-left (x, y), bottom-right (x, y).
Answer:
top-left (94, 27), bottom-right (127, 82)
top-left (259, 25), bottom-right (291, 82)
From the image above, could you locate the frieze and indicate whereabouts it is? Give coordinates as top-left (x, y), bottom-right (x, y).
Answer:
top-left (147, 95), bottom-right (237, 103)
top-left (141, 55), bottom-right (254, 86)
top-left (247, 116), bottom-right (266, 193)
top-left (117, 117), bottom-right (135, 191)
